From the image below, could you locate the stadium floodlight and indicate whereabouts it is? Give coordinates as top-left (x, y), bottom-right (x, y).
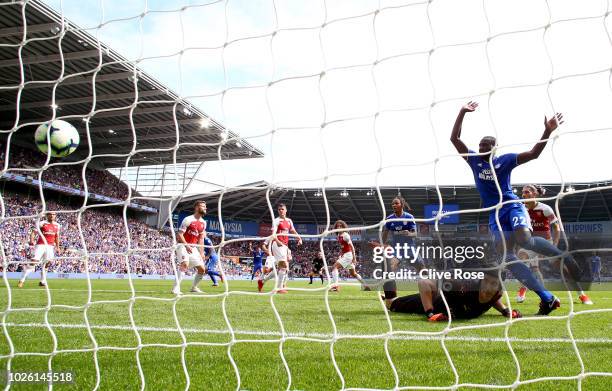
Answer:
top-left (182, 106), bottom-right (192, 116)
top-left (108, 129), bottom-right (115, 134)
top-left (339, 189), bottom-right (349, 197)
top-left (199, 117), bottom-right (211, 128)
top-left (314, 190), bottom-right (323, 197)
top-left (220, 130), bottom-right (229, 142)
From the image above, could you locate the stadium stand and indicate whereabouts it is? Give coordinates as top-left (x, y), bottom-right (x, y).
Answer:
top-left (2, 185), bottom-right (611, 279)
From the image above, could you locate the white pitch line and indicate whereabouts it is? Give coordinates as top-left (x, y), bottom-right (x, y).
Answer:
top-left (16, 289), bottom-right (158, 293)
top-left (3, 323), bottom-right (612, 344)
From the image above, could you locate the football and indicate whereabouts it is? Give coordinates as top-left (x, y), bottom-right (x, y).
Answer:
top-left (34, 119), bottom-right (80, 158)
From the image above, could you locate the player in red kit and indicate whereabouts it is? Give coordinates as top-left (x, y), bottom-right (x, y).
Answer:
top-left (517, 185), bottom-right (592, 305)
top-left (173, 200), bottom-right (207, 295)
top-left (18, 212), bottom-right (60, 288)
top-left (259, 203), bottom-right (302, 293)
top-left (330, 220), bottom-right (368, 292)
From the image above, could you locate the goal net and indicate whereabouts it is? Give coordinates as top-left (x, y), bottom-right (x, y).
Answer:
top-left (1, 0), bottom-right (611, 389)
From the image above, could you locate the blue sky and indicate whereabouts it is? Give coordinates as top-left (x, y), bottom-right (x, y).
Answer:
top-left (43, 0), bottom-right (612, 194)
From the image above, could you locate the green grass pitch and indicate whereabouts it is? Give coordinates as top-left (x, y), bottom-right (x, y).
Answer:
top-left (0, 279), bottom-right (610, 390)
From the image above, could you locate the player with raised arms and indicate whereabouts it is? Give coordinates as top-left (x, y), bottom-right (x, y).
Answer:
top-left (249, 242), bottom-right (264, 281)
top-left (383, 271), bottom-right (522, 321)
top-left (172, 200), bottom-right (207, 295)
top-left (18, 212), bottom-right (60, 288)
top-left (450, 101), bottom-right (585, 315)
top-left (516, 184), bottom-right (592, 304)
top-left (204, 236), bottom-right (223, 287)
top-left (330, 220), bottom-right (368, 291)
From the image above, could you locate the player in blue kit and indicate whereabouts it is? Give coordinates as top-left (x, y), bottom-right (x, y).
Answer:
top-left (370, 196), bottom-right (423, 297)
top-left (204, 236), bottom-right (223, 287)
top-left (249, 242), bottom-right (264, 281)
top-left (450, 101), bottom-right (585, 315)
top-left (590, 252), bottom-right (601, 284)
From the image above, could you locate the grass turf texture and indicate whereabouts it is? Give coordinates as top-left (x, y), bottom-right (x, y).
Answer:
top-left (0, 279), bottom-right (610, 390)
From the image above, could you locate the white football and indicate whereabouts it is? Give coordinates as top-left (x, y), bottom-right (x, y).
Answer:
top-left (34, 119), bottom-right (80, 158)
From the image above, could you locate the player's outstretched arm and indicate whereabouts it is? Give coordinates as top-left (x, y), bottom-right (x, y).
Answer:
top-left (450, 101), bottom-right (478, 159)
top-left (493, 299), bottom-right (522, 318)
top-left (517, 113), bottom-right (564, 165)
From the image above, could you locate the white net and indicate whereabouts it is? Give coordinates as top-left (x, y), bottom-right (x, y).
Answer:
top-left (1, 0), bottom-right (612, 389)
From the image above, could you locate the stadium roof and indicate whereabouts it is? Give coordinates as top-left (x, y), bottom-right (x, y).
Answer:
top-left (0, 0), bottom-right (263, 169)
top-left (174, 181), bottom-right (612, 226)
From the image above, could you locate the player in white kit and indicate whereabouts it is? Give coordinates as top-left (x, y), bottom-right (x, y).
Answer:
top-left (173, 201), bottom-right (208, 295)
top-left (18, 212), bottom-right (60, 288)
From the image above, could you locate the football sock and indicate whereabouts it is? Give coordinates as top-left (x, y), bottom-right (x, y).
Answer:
top-left (506, 254), bottom-right (553, 302)
top-left (20, 266), bottom-right (33, 282)
top-left (192, 273), bottom-right (203, 289)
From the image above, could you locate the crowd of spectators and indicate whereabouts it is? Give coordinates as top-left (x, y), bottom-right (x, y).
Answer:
top-left (0, 190), bottom-right (366, 278)
top-left (1, 188), bottom-right (610, 280)
top-left (1, 143), bottom-right (136, 201)
top-left (1, 191), bottom-right (174, 275)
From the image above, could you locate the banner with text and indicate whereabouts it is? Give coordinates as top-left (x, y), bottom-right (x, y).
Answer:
top-left (424, 204), bottom-right (460, 224)
top-left (177, 212), bottom-right (259, 237)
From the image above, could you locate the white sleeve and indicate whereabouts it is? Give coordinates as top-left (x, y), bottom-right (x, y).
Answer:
top-left (543, 204), bottom-right (558, 224)
top-left (271, 217), bottom-right (280, 232)
top-left (178, 216), bottom-right (190, 233)
top-left (341, 232), bottom-right (351, 243)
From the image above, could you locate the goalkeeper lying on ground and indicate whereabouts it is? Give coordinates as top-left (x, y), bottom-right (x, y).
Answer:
top-left (383, 273), bottom-right (522, 321)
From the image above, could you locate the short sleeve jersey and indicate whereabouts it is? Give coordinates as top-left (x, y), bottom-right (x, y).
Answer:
top-left (337, 232), bottom-right (352, 254)
top-left (179, 215), bottom-right (206, 245)
top-left (466, 149), bottom-right (520, 209)
top-left (528, 202), bottom-right (558, 240)
top-left (36, 221), bottom-right (60, 245)
top-left (272, 217), bottom-right (294, 246)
